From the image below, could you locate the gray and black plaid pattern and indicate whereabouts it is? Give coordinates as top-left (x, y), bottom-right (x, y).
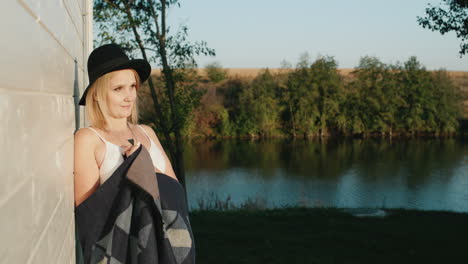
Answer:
top-left (76, 146), bottom-right (195, 264)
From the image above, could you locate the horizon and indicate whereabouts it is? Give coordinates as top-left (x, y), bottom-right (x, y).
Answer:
top-left (150, 67), bottom-right (468, 73)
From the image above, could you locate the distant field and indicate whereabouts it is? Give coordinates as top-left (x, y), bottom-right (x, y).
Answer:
top-left (151, 68), bottom-right (468, 118)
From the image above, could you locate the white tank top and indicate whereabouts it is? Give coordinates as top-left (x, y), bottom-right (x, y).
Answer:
top-left (86, 125), bottom-right (167, 183)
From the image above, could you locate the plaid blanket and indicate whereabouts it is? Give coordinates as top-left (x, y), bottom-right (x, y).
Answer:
top-left (75, 145), bottom-right (195, 264)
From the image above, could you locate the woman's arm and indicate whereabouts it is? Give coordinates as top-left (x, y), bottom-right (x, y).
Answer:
top-left (140, 124), bottom-right (177, 180)
top-left (73, 128), bottom-right (100, 206)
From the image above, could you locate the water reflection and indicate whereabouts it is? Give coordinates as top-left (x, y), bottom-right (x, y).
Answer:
top-left (184, 138), bottom-right (468, 212)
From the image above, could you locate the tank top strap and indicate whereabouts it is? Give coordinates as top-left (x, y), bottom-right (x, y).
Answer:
top-left (86, 127), bottom-right (108, 143)
top-left (137, 124), bottom-right (166, 173)
top-left (137, 124), bottom-right (152, 142)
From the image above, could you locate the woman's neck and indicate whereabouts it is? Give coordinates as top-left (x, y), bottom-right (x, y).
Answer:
top-left (104, 118), bottom-right (130, 132)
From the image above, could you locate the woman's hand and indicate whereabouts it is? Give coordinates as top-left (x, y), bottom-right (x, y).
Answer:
top-left (121, 141), bottom-right (141, 158)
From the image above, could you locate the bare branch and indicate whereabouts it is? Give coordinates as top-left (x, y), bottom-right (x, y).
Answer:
top-left (144, 47), bottom-right (159, 53)
top-left (147, 0), bottom-right (162, 40)
top-left (161, 0), bottom-right (166, 40)
top-left (103, 0), bottom-right (126, 13)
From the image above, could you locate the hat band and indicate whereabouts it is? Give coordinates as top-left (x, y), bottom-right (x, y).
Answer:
top-left (89, 57), bottom-right (130, 81)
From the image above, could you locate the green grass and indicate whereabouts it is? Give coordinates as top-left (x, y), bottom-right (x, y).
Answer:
top-left (190, 207), bottom-right (468, 264)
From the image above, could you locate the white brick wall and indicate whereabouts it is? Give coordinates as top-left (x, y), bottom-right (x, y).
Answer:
top-left (0, 0), bottom-right (92, 263)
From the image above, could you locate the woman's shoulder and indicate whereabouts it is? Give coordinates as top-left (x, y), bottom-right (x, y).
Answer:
top-left (74, 127), bottom-right (102, 147)
top-left (138, 124), bottom-right (165, 146)
top-left (138, 124), bottom-right (158, 138)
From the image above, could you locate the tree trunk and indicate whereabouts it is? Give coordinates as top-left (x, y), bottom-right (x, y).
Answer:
top-left (156, 0), bottom-right (187, 191)
top-left (124, 1), bottom-right (187, 196)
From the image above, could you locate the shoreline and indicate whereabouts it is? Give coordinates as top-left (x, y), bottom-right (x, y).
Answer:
top-left (190, 206), bottom-right (468, 216)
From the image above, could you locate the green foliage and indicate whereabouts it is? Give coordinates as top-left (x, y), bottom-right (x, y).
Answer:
top-left (349, 56), bottom-right (403, 135)
top-left (146, 53), bottom-right (463, 139)
top-left (204, 62), bottom-right (228, 83)
top-left (308, 56), bottom-right (345, 136)
top-left (280, 60), bottom-right (319, 136)
top-left (397, 57), bottom-right (435, 133)
top-left (345, 56), bottom-right (462, 136)
top-left (243, 70), bottom-right (281, 137)
top-left (217, 107), bottom-right (235, 136)
top-left (214, 72), bottom-right (282, 138)
top-left (215, 78), bottom-right (249, 136)
top-left (418, 0), bottom-right (468, 56)
top-left (430, 70), bottom-right (463, 133)
top-left (138, 69), bottom-right (205, 135)
top-left (94, 0), bottom-right (215, 66)
top-left (277, 55), bottom-right (345, 137)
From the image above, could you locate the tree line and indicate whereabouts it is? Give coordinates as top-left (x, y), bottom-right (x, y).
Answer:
top-left (139, 55), bottom-right (463, 139)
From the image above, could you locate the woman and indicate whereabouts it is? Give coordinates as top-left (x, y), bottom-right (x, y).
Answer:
top-left (74, 44), bottom-right (194, 264)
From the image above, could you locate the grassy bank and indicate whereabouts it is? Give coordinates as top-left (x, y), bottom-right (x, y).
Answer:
top-left (190, 207), bottom-right (468, 264)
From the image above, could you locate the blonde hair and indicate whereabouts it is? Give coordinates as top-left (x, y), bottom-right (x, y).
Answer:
top-left (85, 69), bottom-right (141, 129)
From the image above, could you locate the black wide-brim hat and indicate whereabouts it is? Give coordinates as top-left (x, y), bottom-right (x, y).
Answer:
top-left (79, 43), bottom-right (151, 105)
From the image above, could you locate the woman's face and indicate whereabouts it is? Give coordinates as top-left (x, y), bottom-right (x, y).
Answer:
top-left (105, 69), bottom-right (137, 119)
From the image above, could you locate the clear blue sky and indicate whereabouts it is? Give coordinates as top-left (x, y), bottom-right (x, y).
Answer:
top-left (166, 0), bottom-right (467, 71)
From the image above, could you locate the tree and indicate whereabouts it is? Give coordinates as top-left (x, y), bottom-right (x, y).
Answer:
top-left (396, 56), bottom-right (444, 135)
top-left (245, 70), bottom-right (280, 137)
top-left (430, 70), bottom-right (462, 134)
top-left (350, 56), bottom-right (404, 136)
top-left (216, 77), bottom-right (248, 136)
top-left (417, 0), bottom-right (468, 56)
top-left (94, 0), bottom-right (215, 191)
top-left (308, 56), bottom-right (345, 137)
top-left (204, 62), bottom-right (228, 83)
top-left (280, 54), bottom-right (320, 138)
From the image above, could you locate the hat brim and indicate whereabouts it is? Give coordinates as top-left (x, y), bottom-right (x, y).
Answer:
top-left (79, 59), bottom-right (151, 106)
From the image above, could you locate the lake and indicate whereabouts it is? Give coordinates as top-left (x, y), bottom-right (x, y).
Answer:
top-left (184, 137), bottom-right (468, 212)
